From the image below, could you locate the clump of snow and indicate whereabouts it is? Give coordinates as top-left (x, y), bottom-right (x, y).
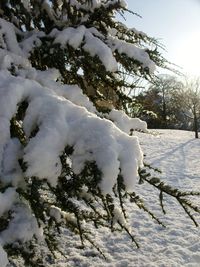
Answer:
top-left (108, 109), bottom-right (148, 134)
top-left (20, 30), bottom-right (45, 56)
top-left (90, 0), bottom-right (101, 9)
top-left (2, 138), bottom-right (24, 187)
top-left (32, 68), bottom-right (96, 113)
top-left (83, 31), bottom-right (118, 72)
top-left (54, 83), bottom-right (97, 113)
top-left (0, 204), bottom-right (43, 245)
top-left (62, 211), bottom-right (77, 225)
top-left (130, 27), bottom-right (147, 38)
top-left (50, 205), bottom-right (62, 223)
top-left (0, 18), bottom-right (23, 56)
top-left (0, 187), bottom-right (17, 217)
top-left (106, 0), bottom-right (127, 8)
top-left (21, 0), bottom-right (31, 11)
top-left (113, 207), bottom-right (126, 226)
top-left (0, 18), bottom-right (31, 70)
top-left (41, 0), bottom-right (65, 27)
top-left (0, 245), bottom-right (8, 267)
top-left (51, 26), bottom-right (86, 49)
top-left (50, 205), bottom-right (77, 225)
top-left (0, 49), bottom-right (30, 70)
top-left (109, 37), bottom-right (156, 73)
top-left (119, 0), bottom-right (128, 8)
top-left (66, 0), bottom-right (127, 12)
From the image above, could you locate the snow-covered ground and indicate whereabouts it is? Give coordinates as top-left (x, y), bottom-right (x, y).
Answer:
top-left (55, 129), bottom-right (200, 267)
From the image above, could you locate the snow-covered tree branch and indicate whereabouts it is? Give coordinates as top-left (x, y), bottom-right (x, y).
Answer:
top-left (0, 1), bottom-right (199, 266)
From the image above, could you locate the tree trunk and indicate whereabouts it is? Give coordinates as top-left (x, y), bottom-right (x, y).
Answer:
top-left (193, 108), bottom-right (199, 138)
top-left (162, 89), bottom-right (167, 122)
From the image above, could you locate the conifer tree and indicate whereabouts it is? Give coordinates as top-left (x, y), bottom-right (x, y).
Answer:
top-left (0, 1), bottom-right (199, 266)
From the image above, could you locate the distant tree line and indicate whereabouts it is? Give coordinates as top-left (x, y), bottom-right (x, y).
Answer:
top-left (128, 75), bottom-right (200, 138)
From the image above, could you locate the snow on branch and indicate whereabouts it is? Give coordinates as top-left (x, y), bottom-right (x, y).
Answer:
top-left (109, 37), bottom-right (156, 73)
top-left (49, 25), bottom-right (155, 73)
top-left (0, 2), bottom-right (170, 264)
top-left (108, 109), bottom-right (148, 134)
top-left (0, 70), bottom-right (143, 192)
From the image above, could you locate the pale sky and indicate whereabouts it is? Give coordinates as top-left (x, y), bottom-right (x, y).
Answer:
top-left (123, 0), bottom-right (200, 76)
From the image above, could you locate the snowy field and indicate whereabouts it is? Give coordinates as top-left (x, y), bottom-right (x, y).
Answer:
top-left (55, 129), bottom-right (200, 267)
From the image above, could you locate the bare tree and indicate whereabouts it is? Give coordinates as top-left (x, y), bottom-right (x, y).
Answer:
top-left (143, 74), bottom-right (183, 128)
top-left (181, 78), bottom-right (200, 138)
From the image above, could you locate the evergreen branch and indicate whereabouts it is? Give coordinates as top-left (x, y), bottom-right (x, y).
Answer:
top-left (83, 233), bottom-right (107, 260)
top-left (178, 191), bottom-right (200, 197)
top-left (101, 195), bottom-right (112, 221)
top-left (159, 191), bottom-right (166, 214)
top-left (176, 199), bottom-right (199, 227)
top-left (117, 176), bottom-right (127, 220)
top-left (143, 163), bottom-right (162, 173)
top-left (129, 193), bottom-right (166, 228)
top-left (139, 166), bottom-right (200, 225)
top-left (10, 117), bottom-right (27, 146)
top-left (117, 221), bottom-right (139, 249)
top-left (123, 8), bottom-right (142, 18)
top-left (74, 211), bottom-right (85, 246)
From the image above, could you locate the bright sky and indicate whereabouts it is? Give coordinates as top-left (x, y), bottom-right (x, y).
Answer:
top-left (124, 0), bottom-right (200, 76)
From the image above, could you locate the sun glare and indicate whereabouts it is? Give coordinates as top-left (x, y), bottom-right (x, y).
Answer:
top-left (176, 32), bottom-right (200, 76)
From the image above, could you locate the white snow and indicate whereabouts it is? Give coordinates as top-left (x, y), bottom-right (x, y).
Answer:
top-left (49, 205), bottom-right (62, 223)
top-left (0, 3), bottom-right (197, 266)
top-left (0, 187), bottom-right (17, 217)
top-left (51, 26), bottom-right (86, 49)
top-left (20, 30), bottom-right (45, 56)
top-left (83, 31), bottom-right (118, 72)
top-left (21, 0), bottom-right (31, 11)
top-left (49, 129), bottom-right (200, 267)
top-left (0, 70), bottom-right (143, 191)
top-left (49, 23), bottom-right (155, 73)
top-left (0, 204), bottom-right (43, 245)
top-left (110, 37), bottom-right (156, 73)
top-left (50, 205), bottom-right (77, 225)
top-left (113, 207), bottom-right (127, 226)
top-left (51, 26), bottom-right (118, 72)
top-left (2, 138), bottom-right (23, 187)
top-left (108, 109), bottom-right (148, 134)
top-left (0, 19), bottom-right (23, 56)
top-left (0, 245), bottom-right (8, 267)
top-left (32, 68), bottom-right (97, 113)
